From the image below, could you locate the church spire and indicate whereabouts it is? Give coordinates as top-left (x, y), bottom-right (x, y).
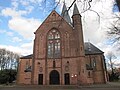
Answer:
top-left (73, 3), bottom-right (80, 15)
top-left (61, 3), bottom-right (71, 24)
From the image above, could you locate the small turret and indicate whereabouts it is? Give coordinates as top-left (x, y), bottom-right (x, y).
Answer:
top-left (72, 4), bottom-right (88, 85)
top-left (72, 3), bottom-right (81, 27)
top-left (72, 3), bottom-right (84, 56)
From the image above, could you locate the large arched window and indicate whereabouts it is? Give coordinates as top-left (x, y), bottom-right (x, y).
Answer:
top-left (47, 29), bottom-right (61, 58)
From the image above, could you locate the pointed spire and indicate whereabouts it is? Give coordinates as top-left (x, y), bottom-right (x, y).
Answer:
top-left (61, 3), bottom-right (71, 24)
top-left (73, 3), bottom-right (80, 15)
top-left (61, 2), bottom-right (67, 17)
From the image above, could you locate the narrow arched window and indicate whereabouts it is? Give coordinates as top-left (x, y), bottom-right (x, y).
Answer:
top-left (47, 29), bottom-right (61, 58)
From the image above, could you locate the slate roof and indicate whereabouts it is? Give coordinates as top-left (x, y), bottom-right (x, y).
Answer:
top-left (61, 3), bottom-right (71, 24)
top-left (20, 42), bottom-right (103, 59)
top-left (20, 54), bottom-right (33, 59)
top-left (84, 42), bottom-right (104, 55)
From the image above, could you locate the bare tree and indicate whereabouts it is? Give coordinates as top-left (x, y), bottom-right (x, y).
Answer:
top-left (107, 15), bottom-right (120, 44)
top-left (0, 48), bottom-right (20, 71)
top-left (106, 51), bottom-right (120, 81)
top-left (0, 49), bottom-right (6, 70)
top-left (106, 52), bottom-right (117, 73)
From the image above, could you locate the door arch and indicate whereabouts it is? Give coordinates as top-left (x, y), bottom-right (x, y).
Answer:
top-left (49, 70), bottom-right (60, 85)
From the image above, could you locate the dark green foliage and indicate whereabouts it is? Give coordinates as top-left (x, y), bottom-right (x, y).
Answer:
top-left (0, 69), bottom-right (16, 84)
top-left (109, 72), bottom-right (119, 82)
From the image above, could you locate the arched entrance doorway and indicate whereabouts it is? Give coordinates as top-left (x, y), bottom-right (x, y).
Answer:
top-left (49, 70), bottom-right (60, 85)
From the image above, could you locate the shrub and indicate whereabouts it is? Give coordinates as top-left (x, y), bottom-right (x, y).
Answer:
top-left (0, 69), bottom-right (16, 84)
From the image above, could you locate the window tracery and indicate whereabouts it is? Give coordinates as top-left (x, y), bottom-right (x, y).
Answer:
top-left (47, 29), bottom-right (61, 58)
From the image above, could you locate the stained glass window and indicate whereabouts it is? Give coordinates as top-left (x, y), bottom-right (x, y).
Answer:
top-left (47, 29), bottom-right (61, 58)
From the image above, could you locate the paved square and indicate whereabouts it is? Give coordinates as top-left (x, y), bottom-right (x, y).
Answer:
top-left (0, 87), bottom-right (120, 90)
top-left (0, 83), bottom-right (120, 90)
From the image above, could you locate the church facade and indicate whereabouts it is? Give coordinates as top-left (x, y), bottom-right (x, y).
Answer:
top-left (17, 4), bottom-right (107, 85)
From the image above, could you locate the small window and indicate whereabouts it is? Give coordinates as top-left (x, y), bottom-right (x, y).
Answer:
top-left (25, 61), bottom-right (29, 69)
top-left (88, 71), bottom-right (91, 77)
top-left (53, 61), bottom-right (55, 68)
top-left (66, 61), bottom-right (69, 66)
top-left (67, 61), bottom-right (69, 63)
top-left (81, 47), bottom-right (82, 50)
top-left (52, 13), bottom-right (56, 17)
top-left (24, 60), bottom-right (31, 72)
top-left (92, 58), bottom-right (96, 70)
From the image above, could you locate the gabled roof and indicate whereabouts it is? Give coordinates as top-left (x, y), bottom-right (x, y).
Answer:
top-left (20, 54), bottom-right (33, 59)
top-left (61, 3), bottom-right (71, 24)
top-left (84, 42), bottom-right (104, 55)
top-left (35, 10), bottom-right (73, 34)
top-left (20, 43), bottom-right (103, 59)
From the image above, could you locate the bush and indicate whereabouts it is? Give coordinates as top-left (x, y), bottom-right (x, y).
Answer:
top-left (0, 69), bottom-right (17, 84)
top-left (109, 72), bottom-right (119, 82)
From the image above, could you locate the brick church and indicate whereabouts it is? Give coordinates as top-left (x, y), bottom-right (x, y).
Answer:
top-left (17, 3), bottom-right (107, 85)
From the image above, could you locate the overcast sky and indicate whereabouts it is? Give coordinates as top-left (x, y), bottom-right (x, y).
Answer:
top-left (0, 0), bottom-right (120, 64)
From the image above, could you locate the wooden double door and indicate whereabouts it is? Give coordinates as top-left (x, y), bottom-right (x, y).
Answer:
top-left (49, 70), bottom-right (60, 85)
